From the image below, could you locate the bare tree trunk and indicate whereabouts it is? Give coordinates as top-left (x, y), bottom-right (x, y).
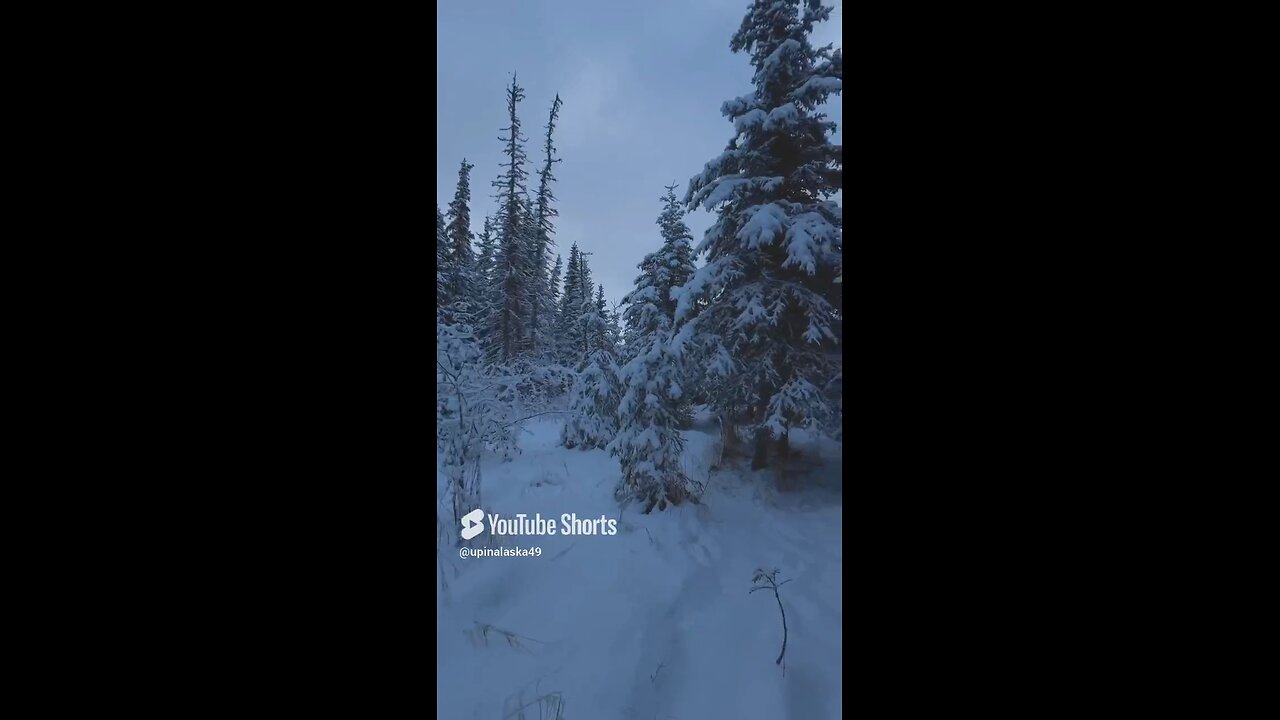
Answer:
top-left (751, 428), bottom-right (770, 470)
top-left (720, 414), bottom-right (739, 459)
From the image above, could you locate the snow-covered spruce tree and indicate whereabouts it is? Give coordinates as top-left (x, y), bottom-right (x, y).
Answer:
top-left (575, 255), bottom-right (595, 359)
top-left (443, 159), bottom-right (479, 326)
top-left (472, 215), bottom-right (498, 352)
top-left (609, 297), bottom-right (694, 513)
top-left (436, 205), bottom-right (448, 313)
top-left (560, 281), bottom-right (621, 449)
top-left (622, 184), bottom-right (700, 425)
top-left (543, 253), bottom-right (571, 396)
top-left (658, 184), bottom-right (699, 425)
top-left (486, 75), bottom-right (534, 364)
top-left (476, 215), bottom-right (496, 286)
top-left (623, 186), bottom-right (697, 346)
top-left (607, 300), bottom-right (624, 356)
top-left (529, 95), bottom-right (563, 359)
top-left (492, 191), bottom-right (564, 412)
top-left (677, 0), bottom-right (842, 472)
top-left (555, 244), bottom-right (586, 365)
top-left (592, 284), bottom-right (611, 352)
top-left (559, 345), bottom-right (620, 450)
top-left (656, 183), bottom-right (699, 316)
top-left (548, 253), bottom-right (563, 320)
top-left (516, 192), bottom-right (542, 356)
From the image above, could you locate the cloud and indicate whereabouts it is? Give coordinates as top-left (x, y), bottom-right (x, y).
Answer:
top-left (553, 51), bottom-right (631, 151)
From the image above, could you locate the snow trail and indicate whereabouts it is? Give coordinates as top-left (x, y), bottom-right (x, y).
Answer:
top-left (437, 417), bottom-right (841, 719)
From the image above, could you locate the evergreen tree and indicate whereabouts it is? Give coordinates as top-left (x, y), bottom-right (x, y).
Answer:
top-left (516, 192), bottom-right (541, 357)
top-left (607, 303), bottom-right (624, 355)
top-left (576, 255), bottom-right (595, 358)
top-left (548, 254), bottom-right (563, 320)
top-left (472, 215), bottom-right (498, 350)
top-left (610, 295), bottom-right (693, 513)
top-left (561, 282), bottom-right (621, 451)
top-left (625, 184), bottom-right (699, 346)
top-left (559, 346), bottom-right (620, 450)
top-left (658, 183), bottom-right (698, 315)
top-left (437, 205), bottom-right (448, 311)
top-left (486, 75), bottom-right (534, 363)
top-left (590, 284), bottom-right (611, 353)
top-left (476, 215), bottom-right (496, 284)
top-left (678, 0), bottom-right (842, 471)
top-left (556, 244), bottom-right (585, 364)
top-left (529, 95), bottom-right (563, 358)
top-left (443, 159), bottom-right (478, 324)
top-left (619, 185), bottom-right (700, 426)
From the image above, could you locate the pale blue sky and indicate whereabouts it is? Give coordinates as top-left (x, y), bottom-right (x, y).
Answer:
top-left (437, 0), bottom-right (842, 309)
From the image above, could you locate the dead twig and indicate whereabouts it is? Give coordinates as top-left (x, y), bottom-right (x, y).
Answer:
top-left (750, 568), bottom-right (791, 675)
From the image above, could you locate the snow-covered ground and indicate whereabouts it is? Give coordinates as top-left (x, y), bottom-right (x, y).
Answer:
top-left (437, 414), bottom-right (842, 719)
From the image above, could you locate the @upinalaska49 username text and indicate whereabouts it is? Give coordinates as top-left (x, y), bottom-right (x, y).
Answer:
top-left (458, 546), bottom-right (543, 559)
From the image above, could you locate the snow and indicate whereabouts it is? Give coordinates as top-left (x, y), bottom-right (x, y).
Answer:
top-left (734, 108), bottom-right (768, 132)
top-left (721, 94), bottom-right (758, 118)
top-left (737, 203), bottom-right (789, 249)
top-left (763, 102), bottom-right (800, 131)
top-left (790, 75), bottom-right (842, 103)
top-left (701, 175), bottom-right (751, 209)
top-left (761, 38), bottom-right (802, 74)
top-left (437, 414), bottom-right (843, 719)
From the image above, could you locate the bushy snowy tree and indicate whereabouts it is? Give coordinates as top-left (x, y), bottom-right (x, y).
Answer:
top-left (561, 280), bottom-right (621, 449)
top-left (624, 186), bottom-right (696, 342)
top-left (559, 347), bottom-right (620, 450)
top-left (621, 184), bottom-right (700, 425)
top-left (677, 0), bottom-right (842, 471)
top-left (438, 322), bottom-right (522, 539)
top-left (609, 312), bottom-right (694, 512)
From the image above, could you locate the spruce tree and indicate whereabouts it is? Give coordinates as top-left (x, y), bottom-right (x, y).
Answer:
top-left (559, 346), bottom-right (620, 450)
top-left (486, 74), bottom-right (534, 363)
top-left (561, 280), bottom-right (621, 451)
top-left (625, 184), bottom-right (699, 346)
top-left (591, 284), bottom-right (611, 353)
top-left (517, 192), bottom-right (540, 357)
top-left (476, 215), bottom-right (496, 284)
top-left (576, 255), bottom-right (595, 360)
top-left (610, 286), bottom-right (693, 513)
top-left (529, 95), bottom-right (563, 359)
top-left (548, 254), bottom-right (563, 322)
top-left (619, 185), bottom-right (700, 424)
top-left (472, 215), bottom-right (497, 351)
top-left (679, 0), bottom-right (842, 471)
top-left (556, 244), bottom-right (585, 364)
top-left (437, 205), bottom-right (448, 311)
top-left (444, 159), bottom-right (478, 324)
top-left (608, 304), bottom-right (624, 356)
